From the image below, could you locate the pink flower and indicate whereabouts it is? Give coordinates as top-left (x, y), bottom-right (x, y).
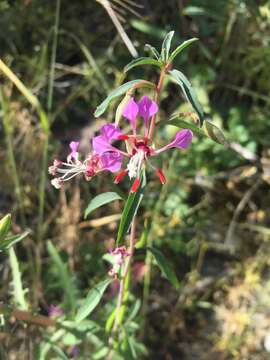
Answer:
top-left (108, 246), bottom-right (130, 277)
top-left (48, 126), bottom-right (123, 189)
top-left (48, 304), bottom-right (64, 317)
top-left (49, 97), bottom-right (193, 191)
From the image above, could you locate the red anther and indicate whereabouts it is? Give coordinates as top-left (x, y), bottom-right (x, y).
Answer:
top-left (156, 168), bottom-right (166, 184)
top-left (117, 135), bottom-right (129, 141)
top-left (114, 170), bottom-right (128, 184)
top-left (130, 177), bottom-right (140, 193)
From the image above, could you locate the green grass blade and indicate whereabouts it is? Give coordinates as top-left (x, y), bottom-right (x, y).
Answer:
top-left (47, 241), bottom-right (77, 315)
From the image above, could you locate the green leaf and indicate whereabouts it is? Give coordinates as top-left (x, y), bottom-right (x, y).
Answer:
top-left (169, 116), bottom-right (206, 137)
top-left (124, 57), bottom-right (162, 73)
top-left (145, 44), bottom-right (160, 59)
top-left (169, 69), bottom-right (204, 125)
top-left (148, 246), bottom-right (180, 289)
top-left (84, 192), bottom-right (122, 219)
top-left (203, 120), bottom-right (228, 145)
top-left (160, 31), bottom-right (175, 62)
top-left (94, 80), bottom-right (154, 117)
top-left (0, 214), bottom-right (11, 242)
top-left (9, 247), bottom-right (28, 310)
top-left (0, 231), bottom-right (29, 252)
top-left (169, 116), bottom-right (228, 145)
top-left (75, 278), bottom-right (112, 322)
top-left (168, 38), bottom-right (198, 63)
top-left (47, 241), bottom-right (77, 314)
top-left (116, 172), bottom-right (146, 246)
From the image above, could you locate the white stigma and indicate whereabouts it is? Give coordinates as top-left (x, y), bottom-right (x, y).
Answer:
top-left (127, 150), bottom-right (144, 179)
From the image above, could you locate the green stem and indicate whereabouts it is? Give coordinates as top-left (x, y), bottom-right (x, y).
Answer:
top-left (112, 218), bottom-right (136, 338)
top-left (141, 150), bottom-right (178, 336)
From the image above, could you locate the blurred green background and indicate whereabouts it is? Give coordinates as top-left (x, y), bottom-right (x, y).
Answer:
top-left (1, 0), bottom-right (270, 359)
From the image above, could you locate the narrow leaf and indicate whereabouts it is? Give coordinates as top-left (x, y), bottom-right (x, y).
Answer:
top-left (203, 120), bottom-right (228, 145)
top-left (161, 31), bottom-right (175, 62)
top-left (168, 38), bottom-right (198, 63)
top-left (145, 44), bottom-right (160, 59)
top-left (1, 231), bottom-right (29, 252)
top-left (0, 214), bottom-right (11, 242)
top-left (148, 246), bottom-right (180, 289)
top-left (9, 247), bottom-right (28, 310)
top-left (116, 172), bottom-right (146, 246)
top-left (124, 57), bottom-right (162, 73)
top-left (76, 278), bottom-right (111, 322)
top-left (94, 80), bottom-right (154, 117)
top-left (169, 117), bottom-right (206, 137)
top-left (84, 192), bottom-right (122, 219)
top-left (169, 69), bottom-right (204, 125)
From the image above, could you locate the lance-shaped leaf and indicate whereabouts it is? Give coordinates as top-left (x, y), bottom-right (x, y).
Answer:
top-left (160, 31), bottom-right (175, 62)
top-left (168, 38), bottom-right (198, 63)
top-left (94, 80), bottom-right (154, 117)
top-left (148, 246), bottom-right (180, 289)
top-left (145, 44), bottom-right (160, 59)
top-left (169, 115), bottom-right (228, 145)
top-left (75, 278), bottom-right (112, 322)
top-left (116, 172), bottom-right (146, 246)
top-left (0, 231), bottom-right (29, 252)
top-left (169, 69), bottom-right (204, 126)
top-left (0, 214), bottom-right (11, 242)
top-left (84, 192), bottom-right (123, 219)
top-left (124, 57), bottom-right (162, 73)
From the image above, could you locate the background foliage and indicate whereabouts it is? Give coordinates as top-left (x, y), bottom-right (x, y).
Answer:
top-left (0, 0), bottom-right (270, 359)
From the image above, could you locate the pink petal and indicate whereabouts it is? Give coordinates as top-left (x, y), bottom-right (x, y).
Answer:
top-left (138, 96), bottom-right (158, 124)
top-left (100, 152), bottom-right (123, 173)
top-left (123, 97), bottom-right (139, 129)
top-left (156, 129), bottom-right (193, 154)
top-left (92, 135), bottom-right (115, 154)
top-left (69, 141), bottom-right (80, 153)
top-left (100, 123), bottom-right (123, 142)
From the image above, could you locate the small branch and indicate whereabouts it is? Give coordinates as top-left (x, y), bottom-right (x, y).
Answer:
top-left (0, 304), bottom-right (56, 328)
top-left (97, 0), bottom-right (138, 58)
top-left (225, 177), bottom-right (262, 246)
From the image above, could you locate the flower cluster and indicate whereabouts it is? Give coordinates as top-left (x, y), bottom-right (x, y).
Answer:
top-left (49, 95), bottom-right (193, 191)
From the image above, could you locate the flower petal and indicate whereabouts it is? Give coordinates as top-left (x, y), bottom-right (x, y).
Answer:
top-left (155, 129), bottom-right (193, 154)
top-left (172, 129), bottom-right (193, 148)
top-left (123, 97), bottom-right (139, 129)
top-left (138, 96), bottom-right (158, 124)
top-left (69, 141), bottom-right (80, 153)
top-left (100, 152), bottom-right (123, 173)
top-left (92, 135), bottom-right (115, 154)
top-left (100, 123), bottom-right (123, 142)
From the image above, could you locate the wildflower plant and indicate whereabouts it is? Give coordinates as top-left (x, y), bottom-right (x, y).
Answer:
top-left (49, 31), bottom-right (226, 356)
